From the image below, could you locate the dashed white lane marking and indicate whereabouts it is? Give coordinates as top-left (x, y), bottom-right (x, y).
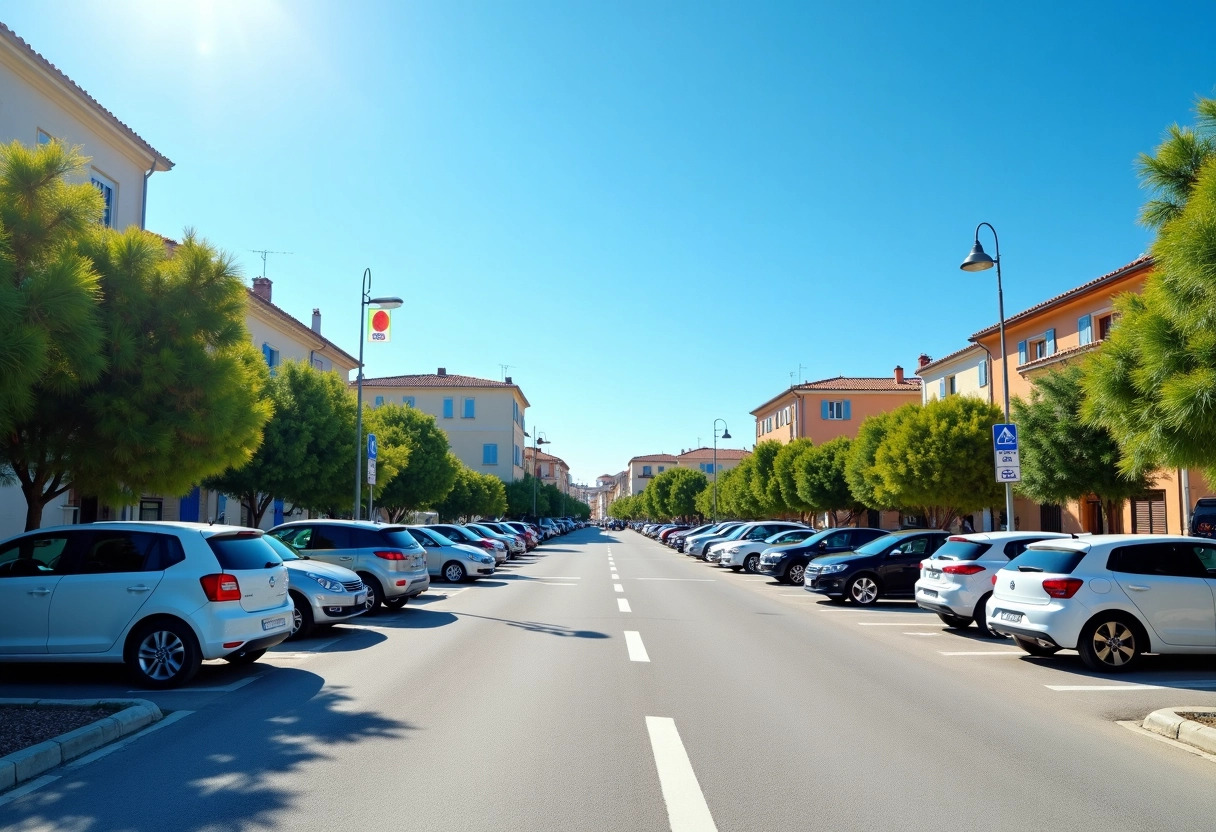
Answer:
top-left (940, 651), bottom-right (1022, 656)
top-left (129, 676), bottom-right (257, 694)
top-left (645, 716), bottom-right (719, 832)
top-left (637, 578), bottom-right (716, 582)
top-left (625, 630), bottom-right (651, 662)
top-left (67, 710), bottom-right (194, 768)
top-left (857, 622), bottom-right (939, 627)
top-left (618, 598), bottom-right (632, 613)
top-left (614, 583), bottom-right (625, 592)
top-left (1048, 680), bottom-right (1216, 692)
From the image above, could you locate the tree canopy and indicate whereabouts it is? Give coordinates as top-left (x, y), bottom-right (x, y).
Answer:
top-left (794, 437), bottom-right (861, 526)
top-left (773, 439), bottom-right (815, 518)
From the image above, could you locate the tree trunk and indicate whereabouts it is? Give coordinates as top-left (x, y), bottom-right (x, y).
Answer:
top-left (22, 484), bottom-right (45, 531)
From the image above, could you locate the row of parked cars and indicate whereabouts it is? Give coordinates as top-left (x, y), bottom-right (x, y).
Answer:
top-left (0, 515), bottom-right (587, 689)
top-left (635, 519), bottom-right (1216, 673)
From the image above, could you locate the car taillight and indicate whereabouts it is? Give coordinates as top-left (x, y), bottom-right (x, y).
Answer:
top-left (1042, 577), bottom-right (1084, 599)
top-left (920, 559), bottom-right (930, 570)
top-left (375, 550), bottom-right (406, 560)
top-left (991, 574), bottom-right (999, 585)
top-left (200, 573), bottom-right (242, 602)
top-left (947, 536), bottom-right (969, 542)
top-left (943, 564), bottom-right (986, 575)
top-left (479, 540), bottom-right (496, 550)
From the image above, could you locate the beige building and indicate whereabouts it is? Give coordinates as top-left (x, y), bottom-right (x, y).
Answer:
top-left (675, 447), bottom-right (749, 476)
top-left (752, 369), bottom-right (923, 446)
top-left (914, 346), bottom-right (991, 405)
top-left (359, 369), bottom-right (529, 483)
top-left (524, 448), bottom-right (571, 493)
top-left (0, 23), bottom-right (173, 232)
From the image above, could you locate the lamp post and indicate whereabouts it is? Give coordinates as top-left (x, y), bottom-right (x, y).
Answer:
top-left (353, 267), bottom-right (403, 520)
top-left (712, 419), bottom-right (731, 522)
top-left (525, 430), bottom-right (549, 518)
top-left (960, 223), bottom-right (1016, 532)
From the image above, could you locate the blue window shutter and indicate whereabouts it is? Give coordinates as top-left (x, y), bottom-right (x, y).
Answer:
top-left (843, 400), bottom-right (852, 420)
top-left (1017, 340), bottom-right (1027, 365)
top-left (261, 343), bottom-right (271, 365)
top-left (939, 380), bottom-right (946, 398)
top-left (1078, 315), bottom-right (1092, 346)
top-left (443, 398), bottom-right (453, 418)
top-left (1045, 328), bottom-right (1056, 356)
top-left (978, 360), bottom-right (988, 387)
top-left (820, 400), bottom-right (829, 420)
top-left (483, 444), bottom-right (497, 465)
top-left (374, 396), bottom-right (384, 407)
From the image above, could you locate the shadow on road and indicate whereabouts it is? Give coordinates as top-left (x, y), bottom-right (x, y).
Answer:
top-left (450, 612), bottom-right (609, 639)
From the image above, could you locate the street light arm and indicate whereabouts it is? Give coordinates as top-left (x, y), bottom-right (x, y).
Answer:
top-left (974, 222), bottom-right (1000, 263)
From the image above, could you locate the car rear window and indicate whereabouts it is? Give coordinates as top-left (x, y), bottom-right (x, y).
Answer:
top-left (206, 533), bottom-right (284, 570)
top-left (1006, 546), bottom-right (1086, 574)
top-left (931, 540), bottom-right (992, 561)
top-left (379, 529), bottom-right (424, 550)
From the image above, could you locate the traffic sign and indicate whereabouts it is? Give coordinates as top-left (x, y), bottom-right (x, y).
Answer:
top-left (992, 423), bottom-right (1018, 451)
top-left (368, 433), bottom-right (378, 460)
top-left (996, 464), bottom-right (1021, 483)
top-left (367, 458), bottom-right (377, 485)
top-left (994, 449), bottom-right (1020, 468)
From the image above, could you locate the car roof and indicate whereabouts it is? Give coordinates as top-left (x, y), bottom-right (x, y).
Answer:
top-left (949, 531), bottom-right (1072, 543)
top-left (1026, 533), bottom-right (1202, 553)
top-left (6, 521), bottom-right (257, 538)
top-left (272, 519), bottom-right (395, 529)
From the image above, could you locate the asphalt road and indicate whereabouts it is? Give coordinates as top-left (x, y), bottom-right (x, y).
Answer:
top-left (3, 526), bottom-right (1216, 831)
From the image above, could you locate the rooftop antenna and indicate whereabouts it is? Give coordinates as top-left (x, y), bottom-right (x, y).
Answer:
top-left (499, 363), bottom-right (514, 381)
top-left (249, 249), bottom-right (293, 278)
top-left (790, 363), bottom-right (807, 386)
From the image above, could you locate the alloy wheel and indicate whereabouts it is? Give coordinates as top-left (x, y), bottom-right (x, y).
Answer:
top-left (789, 564), bottom-right (805, 585)
top-left (137, 629), bottom-right (186, 682)
top-left (1091, 620), bottom-right (1136, 667)
top-left (849, 577), bottom-right (878, 605)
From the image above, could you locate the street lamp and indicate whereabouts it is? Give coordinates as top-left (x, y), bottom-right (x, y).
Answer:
top-left (712, 419), bottom-right (731, 522)
top-left (353, 267), bottom-right (402, 520)
top-left (961, 223), bottom-right (1016, 532)
top-left (525, 430), bottom-right (549, 518)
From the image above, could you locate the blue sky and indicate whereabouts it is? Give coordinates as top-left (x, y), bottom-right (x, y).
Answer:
top-left (5, 1), bottom-right (1214, 484)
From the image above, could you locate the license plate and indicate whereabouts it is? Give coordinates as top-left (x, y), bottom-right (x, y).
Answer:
top-left (926, 570), bottom-right (941, 579)
top-left (999, 611), bottom-right (1023, 623)
top-left (920, 588), bottom-right (938, 598)
top-left (262, 616), bottom-right (287, 631)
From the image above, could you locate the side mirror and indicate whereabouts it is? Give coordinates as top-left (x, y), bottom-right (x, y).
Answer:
top-left (817, 541), bottom-right (827, 550)
top-left (890, 547), bottom-right (903, 556)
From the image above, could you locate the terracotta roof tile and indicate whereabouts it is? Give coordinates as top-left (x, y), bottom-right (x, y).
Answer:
top-left (970, 255), bottom-right (1152, 340)
top-left (914, 344), bottom-right (984, 376)
top-left (1015, 340), bottom-right (1102, 373)
top-left (0, 23), bottom-right (172, 169)
top-left (360, 373), bottom-right (529, 405)
top-left (677, 447), bottom-right (749, 460)
top-left (796, 375), bottom-right (923, 391)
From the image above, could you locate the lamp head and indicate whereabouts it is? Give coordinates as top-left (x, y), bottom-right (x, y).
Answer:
top-left (960, 241), bottom-right (995, 272)
top-left (369, 296), bottom-right (404, 309)
top-left (721, 429), bottom-right (731, 439)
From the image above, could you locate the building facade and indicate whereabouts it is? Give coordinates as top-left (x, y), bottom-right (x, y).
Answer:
top-left (358, 369), bottom-right (529, 483)
top-left (751, 368), bottom-right (923, 446)
top-left (914, 346), bottom-right (991, 405)
top-left (524, 448), bottom-right (571, 494)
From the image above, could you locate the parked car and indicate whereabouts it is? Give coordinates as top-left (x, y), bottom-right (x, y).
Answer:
top-left (404, 526), bottom-right (496, 582)
top-left (670, 524), bottom-right (714, 550)
top-left (685, 522), bottom-right (746, 559)
top-left (987, 535), bottom-right (1216, 672)
top-left (804, 530), bottom-right (950, 604)
top-left (268, 520), bottom-right (430, 613)
top-left (428, 524), bottom-right (508, 563)
top-left (0, 522), bottom-right (292, 688)
top-left (502, 521), bottom-right (539, 549)
top-left (1191, 498), bottom-right (1216, 539)
top-left (915, 531), bottom-right (1069, 635)
top-left (759, 527), bottom-right (886, 584)
top-left (263, 535), bottom-right (366, 640)
top-left (711, 522), bottom-right (810, 572)
top-left (476, 522), bottom-right (527, 554)
top-left (467, 523), bottom-right (524, 557)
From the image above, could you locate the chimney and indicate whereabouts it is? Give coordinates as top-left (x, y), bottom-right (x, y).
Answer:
top-left (894, 365), bottom-right (905, 384)
top-left (918, 353), bottom-right (931, 368)
top-left (504, 376), bottom-right (512, 384)
top-left (437, 367), bottom-right (447, 376)
top-left (311, 308), bottom-right (322, 334)
top-left (252, 276), bottom-right (272, 302)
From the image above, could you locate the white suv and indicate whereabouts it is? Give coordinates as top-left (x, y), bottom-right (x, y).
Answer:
top-left (0, 522), bottom-right (292, 688)
top-left (987, 535), bottom-right (1216, 672)
top-left (915, 531), bottom-right (1069, 635)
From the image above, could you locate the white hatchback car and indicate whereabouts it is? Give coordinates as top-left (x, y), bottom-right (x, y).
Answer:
top-left (915, 531), bottom-right (1070, 635)
top-left (713, 524), bottom-right (814, 572)
top-left (0, 522), bottom-right (292, 688)
top-left (987, 535), bottom-right (1216, 672)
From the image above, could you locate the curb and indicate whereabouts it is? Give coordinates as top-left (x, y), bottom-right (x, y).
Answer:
top-left (0, 698), bottom-right (163, 792)
top-left (1142, 707), bottom-right (1216, 755)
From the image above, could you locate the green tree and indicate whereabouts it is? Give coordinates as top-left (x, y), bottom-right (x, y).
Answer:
top-left (368, 403), bottom-right (457, 521)
top-left (504, 474), bottom-right (536, 517)
top-left (748, 440), bottom-right (787, 516)
top-left (1013, 365), bottom-right (1150, 532)
top-left (795, 437), bottom-right (862, 527)
top-left (665, 467), bottom-right (708, 519)
top-left (206, 361), bottom-right (359, 527)
top-left (608, 495), bottom-right (635, 520)
top-left (645, 470), bottom-right (677, 520)
top-left (870, 397), bottom-right (1005, 529)
top-left (773, 438), bottom-right (815, 519)
top-left (1082, 96), bottom-right (1216, 480)
top-left (845, 406), bottom-right (914, 512)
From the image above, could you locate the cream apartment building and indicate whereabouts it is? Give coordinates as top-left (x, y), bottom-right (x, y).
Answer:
top-left (358, 369), bottom-right (529, 483)
top-left (914, 346), bottom-right (991, 405)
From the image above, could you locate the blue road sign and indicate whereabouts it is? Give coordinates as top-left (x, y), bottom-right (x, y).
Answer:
top-left (992, 423), bottom-right (1018, 451)
top-left (368, 433), bottom-right (378, 460)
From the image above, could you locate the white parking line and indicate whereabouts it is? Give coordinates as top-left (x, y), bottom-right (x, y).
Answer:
top-left (939, 651), bottom-right (1022, 656)
top-left (536, 582), bottom-right (579, 586)
top-left (1048, 680), bottom-right (1216, 692)
top-left (625, 630), bottom-right (650, 662)
top-left (614, 583), bottom-right (624, 592)
top-left (618, 598), bottom-right (632, 613)
top-left (645, 716), bottom-right (719, 832)
top-left (857, 622), bottom-right (939, 627)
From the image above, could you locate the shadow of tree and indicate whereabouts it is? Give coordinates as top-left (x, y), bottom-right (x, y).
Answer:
top-left (1, 668), bottom-right (413, 832)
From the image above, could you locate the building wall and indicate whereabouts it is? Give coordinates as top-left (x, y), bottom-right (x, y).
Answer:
top-left (795, 391), bottom-right (921, 445)
top-left (245, 304), bottom-right (355, 378)
top-left (627, 459), bottom-right (675, 495)
top-left (0, 55), bottom-right (154, 232)
top-left (919, 352), bottom-right (990, 404)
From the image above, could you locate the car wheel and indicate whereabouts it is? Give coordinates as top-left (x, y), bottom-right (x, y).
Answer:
top-left (383, 597), bottom-right (407, 609)
top-left (289, 592), bottom-right (314, 640)
top-left (443, 561), bottom-right (467, 583)
top-left (788, 564), bottom-right (805, 585)
top-left (1078, 614), bottom-right (1144, 672)
top-left (972, 593), bottom-right (995, 637)
top-left (936, 612), bottom-right (972, 629)
top-left (744, 554), bottom-right (760, 574)
top-left (126, 618), bottom-right (201, 689)
top-left (224, 647), bottom-right (267, 665)
top-left (1012, 635), bottom-right (1061, 657)
top-left (846, 575), bottom-right (880, 605)
top-left (360, 574), bottom-right (384, 615)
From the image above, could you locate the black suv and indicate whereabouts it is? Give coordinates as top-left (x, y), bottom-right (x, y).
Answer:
top-left (804, 529), bottom-right (949, 605)
top-left (1192, 498), bottom-right (1216, 538)
top-left (758, 527), bottom-right (887, 585)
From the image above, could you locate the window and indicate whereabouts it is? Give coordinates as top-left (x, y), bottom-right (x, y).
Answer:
top-left (1097, 312), bottom-right (1117, 340)
top-left (139, 500), bottom-right (162, 521)
top-left (1040, 504), bottom-right (1063, 533)
top-left (483, 444), bottom-right (498, 465)
top-left (948, 376), bottom-right (956, 396)
top-left (514, 444), bottom-right (521, 466)
top-left (1131, 490), bottom-right (1167, 534)
top-left (642, 465), bottom-right (653, 477)
top-left (37, 129), bottom-right (53, 145)
top-left (1030, 338), bottom-right (1048, 360)
top-left (463, 397), bottom-right (476, 418)
top-left (1107, 543), bottom-right (1207, 578)
top-left (91, 170), bottom-right (116, 228)
top-left (978, 360), bottom-right (988, 387)
top-left (824, 400), bottom-right (851, 420)
top-left (658, 466), bottom-right (666, 473)
top-left (0, 533), bottom-right (72, 577)
top-left (82, 531), bottom-right (184, 573)
top-left (1078, 314), bottom-right (1093, 346)
top-left (443, 398), bottom-right (454, 419)
top-left (374, 396), bottom-right (384, 407)
top-left (402, 396), bottom-right (415, 407)
top-left (261, 343), bottom-right (280, 375)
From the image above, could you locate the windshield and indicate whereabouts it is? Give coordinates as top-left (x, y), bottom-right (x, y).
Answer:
top-left (469, 524), bottom-right (503, 538)
top-left (853, 533), bottom-right (907, 556)
top-left (263, 535), bottom-right (303, 562)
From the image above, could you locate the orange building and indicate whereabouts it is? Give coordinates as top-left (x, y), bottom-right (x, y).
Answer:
top-left (969, 255), bottom-right (1213, 535)
top-left (751, 368), bottom-right (923, 446)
